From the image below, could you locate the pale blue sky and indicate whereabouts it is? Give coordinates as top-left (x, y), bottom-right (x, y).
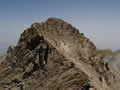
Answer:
top-left (0, 0), bottom-right (120, 54)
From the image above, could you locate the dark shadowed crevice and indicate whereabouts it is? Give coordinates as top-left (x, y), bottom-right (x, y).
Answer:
top-left (27, 35), bottom-right (44, 50)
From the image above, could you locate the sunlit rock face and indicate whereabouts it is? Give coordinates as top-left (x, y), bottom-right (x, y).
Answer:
top-left (0, 18), bottom-right (120, 90)
top-left (106, 54), bottom-right (120, 73)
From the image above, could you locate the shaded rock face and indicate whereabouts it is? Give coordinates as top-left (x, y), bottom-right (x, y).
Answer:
top-left (0, 18), bottom-right (120, 90)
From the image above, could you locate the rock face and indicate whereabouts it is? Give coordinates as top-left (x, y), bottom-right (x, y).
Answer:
top-left (105, 54), bottom-right (120, 75)
top-left (0, 55), bottom-right (6, 64)
top-left (0, 18), bottom-right (120, 90)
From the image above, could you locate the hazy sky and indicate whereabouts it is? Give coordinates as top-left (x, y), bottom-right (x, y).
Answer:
top-left (0, 0), bottom-right (120, 54)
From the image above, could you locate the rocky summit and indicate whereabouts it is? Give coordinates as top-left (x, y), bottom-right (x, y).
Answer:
top-left (0, 18), bottom-right (120, 90)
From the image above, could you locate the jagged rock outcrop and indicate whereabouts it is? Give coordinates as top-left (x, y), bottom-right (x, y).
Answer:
top-left (0, 18), bottom-right (120, 90)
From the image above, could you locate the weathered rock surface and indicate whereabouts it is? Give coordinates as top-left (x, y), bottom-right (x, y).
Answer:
top-left (0, 55), bottom-right (6, 64)
top-left (0, 18), bottom-right (120, 90)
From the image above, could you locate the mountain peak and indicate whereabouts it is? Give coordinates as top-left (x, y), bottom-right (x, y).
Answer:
top-left (0, 18), bottom-right (120, 90)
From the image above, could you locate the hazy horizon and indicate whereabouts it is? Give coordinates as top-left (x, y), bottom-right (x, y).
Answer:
top-left (0, 0), bottom-right (120, 54)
